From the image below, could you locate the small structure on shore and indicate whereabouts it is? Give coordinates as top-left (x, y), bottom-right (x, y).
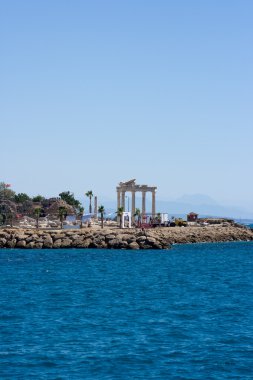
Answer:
top-left (121, 212), bottom-right (132, 229)
top-left (187, 212), bottom-right (199, 222)
top-left (116, 179), bottom-right (157, 223)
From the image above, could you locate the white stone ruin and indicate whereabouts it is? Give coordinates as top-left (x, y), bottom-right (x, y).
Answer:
top-left (117, 179), bottom-right (157, 224)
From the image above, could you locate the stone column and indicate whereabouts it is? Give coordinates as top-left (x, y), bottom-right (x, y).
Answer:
top-left (131, 191), bottom-right (135, 224)
top-left (94, 196), bottom-right (98, 219)
top-left (142, 191), bottom-right (146, 221)
top-left (121, 191), bottom-right (126, 211)
top-left (117, 190), bottom-right (121, 210)
top-left (152, 191), bottom-right (156, 217)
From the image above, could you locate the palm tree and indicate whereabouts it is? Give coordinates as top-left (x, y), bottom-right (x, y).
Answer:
top-left (79, 206), bottom-right (84, 229)
top-left (117, 206), bottom-right (124, 228)
top-left (157, 212), bottom-right (162, 227)
top-left (58, 206), bottom-right (67, 229)
top-left (98, 205), bottom-right (105, 229)
top-left (85, 191), bottom-right (93, 214)
top-left (34, 207), bottom-right (41, 229)
top-left (134, 208), bottom-right (141, 227)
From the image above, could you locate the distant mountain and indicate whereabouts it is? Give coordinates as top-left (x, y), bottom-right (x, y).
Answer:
top-left (154, 194), bottom-right (252, 219)
top-left (176, 194), bottom-right (218, 206)
top-left (97, 194), bottom-right (253, 219)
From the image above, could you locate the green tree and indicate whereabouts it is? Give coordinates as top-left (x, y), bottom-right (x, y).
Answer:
top-left (34, 207), bottom-right (41, 229)
top-left (58, 206), bottom-right (67, 229)
top-left (0, 182), bottom-right (16, 201)
top-left (117, 206), bottom-right (124, 228)
top-left (14, 193), bottom-right (31, 204)
top-left (98, 205), bottom-right (105, 229)
top-left (32, 195), bottom-right (45, 203)
top-left (79, 206), bottom-right (84, 229)
top-left (85, 191), bottom-right (93, 214)
top-left (5, 211), bottom-right (14, 227)
top-left (157, 212), bottom-right (161, 227)
top-left (59, 191), bottom-right (81, 212)
top-left (134, 208), bottom-right (141, 227)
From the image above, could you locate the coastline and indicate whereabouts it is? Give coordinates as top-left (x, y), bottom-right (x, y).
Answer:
top-left (0, 225), bottom-right (253, 250)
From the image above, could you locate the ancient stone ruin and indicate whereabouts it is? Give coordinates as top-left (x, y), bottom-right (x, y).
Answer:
top-left (116, 179), bottom-right (157, 223)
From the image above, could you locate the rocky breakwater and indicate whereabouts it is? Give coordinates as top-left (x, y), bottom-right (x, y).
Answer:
top-left (146, 225), bottom-right (253, 245)
top-left (0, 228), bottom-right (171, 250)
top-left (0, 224), bottom-right (252, 250)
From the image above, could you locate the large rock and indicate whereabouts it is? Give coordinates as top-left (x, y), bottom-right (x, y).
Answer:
top-left (146, 237), bottom-right (157, 244)
top-left (0, 232), bottom-right (9, 239)
top-left (129, 242), bottom-right (140, 250)
top-left (108, 238), bottom-right (120, 248)
top-left (26, 242), bottom-right (35, 248)
top-left (0, 238), bottom-right (7, 247)
top-left (52, 234), bottom-right (66, 241)
top-left (77, 238), bottom-right (92, 248)
top-left (6, 239), bottom-right (17, 248)
top-left (15, 234), bottom-right (28, 241)
top-left (136, 236), bottom-right (147, 243)
top-left (43, 235), bottom-right (53, 248)
top-left (105, 234), bottom-right (116, 241)
top-left (16, 240), bottom-right (26, 248)
top-left (61, 238), bottom-right (72, 248)
top-left (118, 241), bottom-right (129, 249)
top-left (53, 239), bottom-right (63, 248)
top-left (35, 242), bottom-right (43, 249)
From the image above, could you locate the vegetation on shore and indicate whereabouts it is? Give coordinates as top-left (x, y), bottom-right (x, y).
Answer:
top-left (0, 182), bottom-right (85, 227)
top-left (85, 191), bottom-right (93, 214)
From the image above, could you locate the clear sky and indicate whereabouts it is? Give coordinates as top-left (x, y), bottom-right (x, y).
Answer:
top-left (1, 1), bottom-right (252, 211)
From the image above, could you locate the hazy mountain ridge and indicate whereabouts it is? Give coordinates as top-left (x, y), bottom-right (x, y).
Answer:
top-left (92, 194), bottom-right (253, 219)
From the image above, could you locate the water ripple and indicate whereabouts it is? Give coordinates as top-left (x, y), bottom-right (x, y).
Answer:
top-left (0, 242), bottom-right (253, 379)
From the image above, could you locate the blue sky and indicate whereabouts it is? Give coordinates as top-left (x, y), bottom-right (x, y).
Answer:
top-left (1, 1), bottom-right (252, 212)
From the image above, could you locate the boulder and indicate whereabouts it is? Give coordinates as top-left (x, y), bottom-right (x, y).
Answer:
top-left (43, 235), bottom-right (53, 248)
top-left (6, 239), bottom-right (17, 248)
top-left (129, 242), bottom-right (140, 250)
top-left (118, 241), bottom-right (129, 249)
top-left (93, 236), bottom-right (105, 244)
top-left (35, 242), bottom-right (43, 249)
top-left (152, 243), bottom-right (163, 249)
top-left (26, 234), bottom-right (41, 243)
top-left (146, 237), bottom-right (157, 244)
top-left (15, 234), bottom-right (28, 241)
top-left (0, 238), bottom-right (7, 247)
top-left (16, 240), bottom-right (26, 248)
top-left (61, 238), bottom-right (72, 248)
top-left (78, 238), bottom-right (92, 248)
top-left (74, 238), bottom-right (86, 247)
top-left (0, 232), bottom-right (9, 239)
top-left (26, 242), bottom-right (35, 248)
top-left (136, 236), bottom-right (147, 243)
top-left (139, 243), bottom-right (153, 249)
top-left (52, 234), bottom-right (66, 241)
top-left (105, 234), bottom-right (116, 241)
top-left (108, 238), bottom-right (120, 248)
top-left (53, 239), bottom-right (62, 248)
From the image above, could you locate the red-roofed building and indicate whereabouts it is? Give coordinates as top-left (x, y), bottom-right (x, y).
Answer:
top-left (187, 212), bottom-right (199, 222)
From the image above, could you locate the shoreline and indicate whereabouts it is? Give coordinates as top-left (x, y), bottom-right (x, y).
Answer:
top-left (0, 225), bottom-right (253, 250)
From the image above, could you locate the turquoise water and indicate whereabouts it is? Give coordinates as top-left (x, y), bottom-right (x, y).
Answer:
top-left (0, 242), bottom-right (253, 379)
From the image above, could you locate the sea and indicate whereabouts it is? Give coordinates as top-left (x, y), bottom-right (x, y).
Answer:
top-left (0, 242), bottom-right (253, 379)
